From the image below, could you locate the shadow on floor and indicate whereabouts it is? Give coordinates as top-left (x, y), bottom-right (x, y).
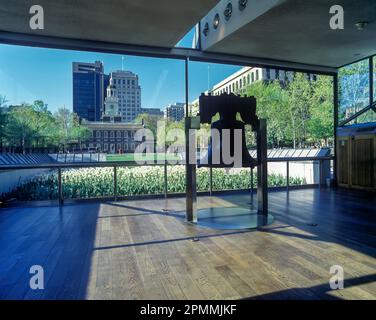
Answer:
top-left (243, 273), bottom-right (376, 300)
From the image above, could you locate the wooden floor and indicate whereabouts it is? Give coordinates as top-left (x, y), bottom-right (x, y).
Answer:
top-left (0, 188), bottom-right (375, 300)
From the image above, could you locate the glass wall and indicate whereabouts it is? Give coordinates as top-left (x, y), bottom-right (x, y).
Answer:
top-left (0, 44), bottom-right (185, 201)
top-left (0, 41), bottom-right (337, 203)
top-left (188, 60), bottom-right (332, 191)
top-left (339, 57), bottom-right (375, 125)
top-left (0, 168), bottom-right (58, 202)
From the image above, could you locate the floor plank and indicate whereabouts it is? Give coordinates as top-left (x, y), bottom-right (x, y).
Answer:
top-left (0, 188), bottom-right (375, 300)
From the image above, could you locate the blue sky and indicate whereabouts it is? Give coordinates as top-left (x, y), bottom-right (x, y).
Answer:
top-left (0, 43), bottom-right (241, 113)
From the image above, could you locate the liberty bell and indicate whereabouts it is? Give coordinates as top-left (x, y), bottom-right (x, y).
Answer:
top-left (198, 93), bottom-right (259, 168)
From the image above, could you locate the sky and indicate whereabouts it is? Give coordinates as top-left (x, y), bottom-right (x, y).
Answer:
top-left (0, 39), bottom-right (242, 113)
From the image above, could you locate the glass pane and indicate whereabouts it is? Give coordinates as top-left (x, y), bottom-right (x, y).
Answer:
top-left (166, 166), bottom-right (209, 193)
top-left (175, 26), bottom-right (198, 49)
top-left (339, 59), bottom-right (370, 122)
top-left (167, 164), bottom-right (185, 194)
top-left (212, 168), bottom-right (251, 191)
top-left (63, 167), bottom-right (114, 199)
top-left (0, 44), bottom-right (185, 156)
top-left (346, 108), bottom-right (376, 125)
top-left (189, 60), bottom-right (333, 152)
top-left (197, 167), bottom-right (210, 192)
top-left (0, 168), bottom-right (58, 201)
top-left (0, 44), bottom-right (186, 200)
top-left (117, 165), bottom-right (164, 197)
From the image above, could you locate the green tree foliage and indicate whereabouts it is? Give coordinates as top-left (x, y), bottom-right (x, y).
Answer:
top-left (135, 113), bottom-right (163, 137)
top-left (308, 76), bottom-right (334, 146)
top-left (0, 95), bottom-right (9, 148)
top-left (5, 104), bottom-right (36, 153)
top-left (244, 81), bottom-right (289, 148)
top-left (1, 98), bottom-right (89, 152)
top-left (338, 59), bottom-right (369, 121)
top-left (54, 108), bottom-right (90, 150)
top-left (30, 100), bottom-right (57, 148)
top-left (243, 74), bottom-right (334, 148)
top-left (286, 73), bottom-right (312, 148)
top-left (135, 112), bottom-right (187, 149)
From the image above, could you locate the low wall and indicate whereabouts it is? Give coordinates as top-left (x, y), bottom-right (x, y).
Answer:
top-left (268, 160), bottom-right (331, 184)
top-left (50, 153), bottom-right (106, 162)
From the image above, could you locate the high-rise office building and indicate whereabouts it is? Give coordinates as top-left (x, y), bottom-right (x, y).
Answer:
top-left (106, 70), bottom-right (141, 122)
top-left (211, 67), bottom-right (316, 96)
top-left (72, 61), bottom-right (106, 121)
top-left (140, 108), bottom-right (164, 117)
top-left (164, 103), bottom-right (185, 122)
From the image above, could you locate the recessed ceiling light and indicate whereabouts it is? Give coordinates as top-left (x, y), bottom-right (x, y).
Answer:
top-left (203, 22), bottom-right (209, 36)
top-left (213, 13), bottom-right (220, 29)
top-left (224, 3), bottom-right (233, 21)
top-left (355, 21), bottom-right (368, 30)
top-left (238, 0), bottom-right (248, 11)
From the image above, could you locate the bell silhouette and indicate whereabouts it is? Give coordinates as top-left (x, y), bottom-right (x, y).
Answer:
top-left (198, 93), bottom-right (259, 168)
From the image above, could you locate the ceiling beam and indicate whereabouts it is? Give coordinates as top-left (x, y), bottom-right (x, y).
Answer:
top-left (0, 31), bottom-right (337, 75)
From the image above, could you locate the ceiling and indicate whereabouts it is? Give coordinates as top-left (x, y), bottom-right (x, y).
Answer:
top-left (0, 0), bottom-right (218, 48)
top-left (203, 0), bottom-right (376, 68)
top-left (0, 0), bottom-right (375, 69)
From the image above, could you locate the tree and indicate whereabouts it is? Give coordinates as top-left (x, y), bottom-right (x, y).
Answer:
top-left (32, 100), bottom-right (48, 113)
top-left (339, 59), bottom-right (369, 121)
top-left (0, 95), bottom-right (9, 149)
top-left (243, 73), bottom-right (334, 149)
top-left (30, 100), bottom-right (56, 148)
top-left (5, 104), bottom-right (36, 153)
top-left (165, 119), bottom-right (185, 148)
top-left (244, 81), bottom-right (290, 148)
top-left (54, 108), bottom-right (90, 151)
top-left (285, 73), bottom-right (313, 148)
top-left (308, 76), bottom-right (334, 146)
top-left (135, 113), bottom-right (163, 138)
top-left (2, 99), bottom-right (92, 152)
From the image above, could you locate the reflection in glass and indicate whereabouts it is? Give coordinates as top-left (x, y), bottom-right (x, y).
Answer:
top-left (339, 59), bottom-right (370, 122)
top-left (346, 108), bottom-right (376, 125)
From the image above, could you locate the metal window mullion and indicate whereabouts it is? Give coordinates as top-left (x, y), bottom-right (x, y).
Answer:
top-left (370, 56), bottom-right (374, 105)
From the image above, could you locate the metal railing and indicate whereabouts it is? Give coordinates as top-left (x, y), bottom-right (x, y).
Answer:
top-left (0, 156), bottom-right (333, 205)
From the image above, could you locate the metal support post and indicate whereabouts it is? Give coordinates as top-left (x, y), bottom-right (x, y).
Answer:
top-left (286, 160), bottom-right (290, 191)
top-left (185, 58), bottom-right (197, 223)
top-left (114, 165), bottom-right (117, 201)
top-left (257, 119), bottom-right (268, 216)
top-left (58, 167), bottom-right (63, 206)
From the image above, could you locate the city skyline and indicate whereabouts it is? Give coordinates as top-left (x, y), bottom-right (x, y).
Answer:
top-left (0, 44), bottom-right (241, 113)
